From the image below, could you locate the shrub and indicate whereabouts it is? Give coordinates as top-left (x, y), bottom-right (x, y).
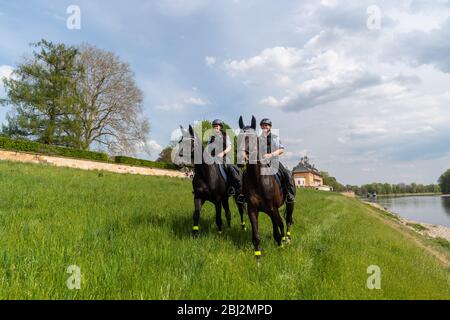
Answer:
top-left (433, 237), bottom-right (450, 250)
top-left (114, 155), bottom-right (177, 170)
top-left (0, 136), bottom-right (109, 162)
top-left (406, 223), bottom-right (428, 232)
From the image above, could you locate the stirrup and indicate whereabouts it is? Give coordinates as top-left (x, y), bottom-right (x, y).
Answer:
top-left (228, 187), bottom-right (236, 196)
top-left (236, 194), bottom-right (245, 204)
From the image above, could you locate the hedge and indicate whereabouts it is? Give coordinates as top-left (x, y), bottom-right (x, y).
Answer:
top-left (114, 155), bottom-right (177, 170)
top-left (0, 136), bottom-right (109, 162)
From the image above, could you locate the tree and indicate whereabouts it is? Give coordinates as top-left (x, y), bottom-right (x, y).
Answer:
top-left (72, 44), bottom-right (149, 154)
top-left (193, 120), bottom-right (233, 146)
top-left (157, 143), bottom-right (176, 163)
top-left (1, 41), bottom-right (150, 155)
top-left (438, 169), bottom-right (450, 194)
top-left (320, 171), bottom-right (346, 192)
top-left (383, 183), bottom-right (392, 195)
top-left (1, 39), bottom-right (82, 145)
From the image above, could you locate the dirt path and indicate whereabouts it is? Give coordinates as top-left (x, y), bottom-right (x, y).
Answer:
top-left (0, 149), bottom-right (186, 179)
top-left (362, 201), bottom-right (450, 268)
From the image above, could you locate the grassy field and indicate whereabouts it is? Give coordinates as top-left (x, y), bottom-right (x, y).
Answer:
top-left (0, 161), bottom-right (449, 299)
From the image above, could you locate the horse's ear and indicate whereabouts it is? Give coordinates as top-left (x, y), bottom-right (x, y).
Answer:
top-left (188, 125), bottom-right (195, 137)
top-left (239, 116), bottom-right (244, 130)
top-left (180, 125), bottom-right (188, 137)
top-left (251, 115), bottom-right (256, 130)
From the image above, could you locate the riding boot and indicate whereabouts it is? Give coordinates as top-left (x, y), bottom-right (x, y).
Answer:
top-left (226, 164), bottom-right (241, 196)
top-left (279, 162), bottom-right (296, 203)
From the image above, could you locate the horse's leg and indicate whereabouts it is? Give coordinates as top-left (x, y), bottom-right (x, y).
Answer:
top-left (237, 200), bottom-right (246, 230)
top-left (248, 206), bottom-right (261, 259)
top-left (222, 198), bottom-right (232, 228)
top-left (270, 209), bottom-right (283, 247)
top-left (274, 207), bottom-right (286, 246)
top-left (285, 201), bottom-right (294, 242)
top-left (192, 197), bottom-right (204, 237)
top-left (215, 201), bottom-right (223, 233)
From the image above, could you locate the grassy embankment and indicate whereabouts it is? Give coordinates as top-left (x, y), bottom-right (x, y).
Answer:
top-left (0, 161), bottom-right (449, 299)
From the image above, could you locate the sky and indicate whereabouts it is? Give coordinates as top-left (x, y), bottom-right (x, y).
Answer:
top-left (1, 0), bottom-right (450, 185)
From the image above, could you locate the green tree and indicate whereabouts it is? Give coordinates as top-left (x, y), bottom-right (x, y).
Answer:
top-left (157, 143), bottom-right (176, 163)
top-left (1, 39), bottom-right (82, 146)
top-left (438, 169), bottom-right (450, 194)
top-left (383, 183), bottom-right (392, 195)
top-left (320, 171), bottom-right (346, 192)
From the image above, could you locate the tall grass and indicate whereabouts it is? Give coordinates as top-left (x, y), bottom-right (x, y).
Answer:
top-left (0, 161), bottom-right (449, 299)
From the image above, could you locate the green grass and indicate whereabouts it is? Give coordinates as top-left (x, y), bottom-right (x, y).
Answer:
top-left (406, 223), bottom-right (428, 232)
top-left (433, 238), bottom-right (450, 251)
top-left (0, 161), bottom-right (449, 299)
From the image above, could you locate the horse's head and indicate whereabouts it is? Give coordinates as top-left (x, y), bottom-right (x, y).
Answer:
top-left (175, 124), bottom-right (201, 164)
top-left (237, 115), bottom-right (258, 164)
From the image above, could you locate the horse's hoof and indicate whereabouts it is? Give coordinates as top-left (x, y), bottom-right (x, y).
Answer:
top-left (192, 230), bottom-right (199, 238)
top-left (241, 223), bottom-right (247, 231)
top-left (218, 230), bottom-right (223, 235)
top-left (254, 250), bottom-right (262, 261)
top-left (286, 232), bottom-right (292, 242)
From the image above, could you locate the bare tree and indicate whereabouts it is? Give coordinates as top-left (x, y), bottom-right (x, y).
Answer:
top-left (74, 44), bottom-right (150, 155)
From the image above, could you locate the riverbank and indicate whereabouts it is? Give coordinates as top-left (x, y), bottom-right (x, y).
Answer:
top-left (376, 193), bottom-right (442, 198)
top-left (362, 201), bottom-right (450, 245)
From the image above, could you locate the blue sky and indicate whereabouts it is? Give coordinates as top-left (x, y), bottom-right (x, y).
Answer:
top-left (1, 0), bottom-right (450, 185)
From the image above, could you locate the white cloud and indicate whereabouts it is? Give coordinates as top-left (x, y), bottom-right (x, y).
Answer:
top-left (184, 97), bottom-right (209, 106)
top-left (156, 96), bottom-right (209, 111)
top-left (225, 46), bottom-right (382, 111)
top-left (224, 47), bottom-right (303, 74)
top-left (135, 139), bottom-right (164, 158)
top-left (205, 56), bottom-right (216, 66)
top-left (146, 139), bottom-right (163, 154)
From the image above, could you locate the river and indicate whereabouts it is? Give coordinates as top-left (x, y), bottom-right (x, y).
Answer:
top-left (376, 195), bottom-right (450, 227)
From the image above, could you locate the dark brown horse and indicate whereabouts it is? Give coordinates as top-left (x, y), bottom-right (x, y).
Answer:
top-left (177, 125), bottom-right (246, 236)
top-left (237, 116), bottom-right (295, 259)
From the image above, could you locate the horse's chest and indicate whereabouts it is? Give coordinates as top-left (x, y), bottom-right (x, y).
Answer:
top-left (193, 178), bottom-right (224, 199)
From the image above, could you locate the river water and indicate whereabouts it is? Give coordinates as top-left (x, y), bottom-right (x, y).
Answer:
top-left (376, 195), bottom-right (450, 227)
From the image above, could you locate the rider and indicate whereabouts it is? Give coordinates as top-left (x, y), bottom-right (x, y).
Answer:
top-left (208, 119), bottom-right (242, 198)
top-left (259, 118), bottom-right (296, 203)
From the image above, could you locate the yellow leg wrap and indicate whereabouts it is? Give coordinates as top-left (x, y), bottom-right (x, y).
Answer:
top-left (254, 251), bottom-right (262, 256)
top-left (193, 226), bottom-right (199, 231)
top-left (287, 232), bottom-right (291, 236)
top-left (282, 237), bottom-right (286, 241)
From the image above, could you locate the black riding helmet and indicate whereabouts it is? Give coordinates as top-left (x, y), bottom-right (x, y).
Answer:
top-left (212, 119), bottom-right (224, 128)
top-left (260, 118), bottom-right (272, 126)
